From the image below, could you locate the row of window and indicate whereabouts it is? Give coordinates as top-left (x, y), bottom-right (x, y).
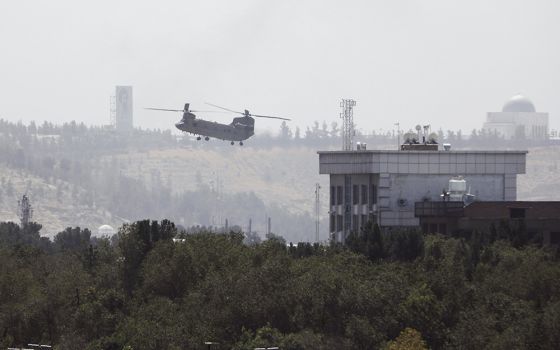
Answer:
top-left (330, 214), bottom-right (372, 232)
top-left (330, 184), bottom-right (377, 206)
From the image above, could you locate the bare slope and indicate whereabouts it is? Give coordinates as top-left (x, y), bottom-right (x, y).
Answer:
top-left (108, 146), bottom-right (328, 215)
top-left (0, 165), bottom-right (119, 236)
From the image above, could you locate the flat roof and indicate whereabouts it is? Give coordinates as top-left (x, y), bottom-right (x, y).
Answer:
top-left (318, 149), bottom-right (527, 175)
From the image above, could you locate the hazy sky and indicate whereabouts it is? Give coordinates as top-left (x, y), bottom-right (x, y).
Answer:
top-left (1, 0), bottom-right (559, 135)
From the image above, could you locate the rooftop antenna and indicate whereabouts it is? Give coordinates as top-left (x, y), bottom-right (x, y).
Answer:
top-left (17, 194), bottom-right (33, 228)
top-left (415, 125), bottom-right (422, 143)
top-left (340, 99), bottom-right (356, 150)
top-left (394, 122), bottom-right (400, 150)
top-left (423, 124), bottom-right (431, 143)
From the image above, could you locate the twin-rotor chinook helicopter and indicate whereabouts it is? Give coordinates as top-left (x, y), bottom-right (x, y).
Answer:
top-left (146, 103), bottom-right (290, 145)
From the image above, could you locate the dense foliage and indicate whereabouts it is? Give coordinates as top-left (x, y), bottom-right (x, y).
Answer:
top-left (1, 220), bottom-right (560, 349)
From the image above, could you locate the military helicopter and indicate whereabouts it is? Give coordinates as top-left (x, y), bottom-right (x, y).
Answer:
top-left (146, 103), bottom-right (290, 145)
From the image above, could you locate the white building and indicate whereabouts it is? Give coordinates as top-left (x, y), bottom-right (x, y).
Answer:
top-left (483, 94), bottom-right (548, 140)
top-left (318, 147), bottom-right (527, 243)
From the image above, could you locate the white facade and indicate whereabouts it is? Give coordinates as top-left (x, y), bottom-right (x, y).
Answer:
top-left (319, 149), bottom-right (527, 242)
top-left (483, 94), bottom-right (548, 140)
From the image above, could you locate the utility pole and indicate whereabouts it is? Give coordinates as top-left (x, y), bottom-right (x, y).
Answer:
top-left (315, 183), bottom-right (321, 243)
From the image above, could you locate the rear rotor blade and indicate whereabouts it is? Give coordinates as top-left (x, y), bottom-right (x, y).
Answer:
top-left (205, 102), bottom-right (244, 115)
top-left (251, 114), bottom-right (291, 121)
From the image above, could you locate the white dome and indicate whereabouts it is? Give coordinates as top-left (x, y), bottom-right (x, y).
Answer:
top-left (97, 224), bottom-right (116, 236)
top-left (502, 94), bottom-right (536, 113)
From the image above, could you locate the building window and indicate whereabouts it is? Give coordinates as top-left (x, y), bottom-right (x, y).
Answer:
top-left (352, 214), bottom-right (359, 232)
top-left (330, 214), bottom-right (335, 232)
top-left (336, 186), bottom-right (343, 205)
top-left (361, 185), bottom-right (368, 205)
top-left (330, 186), bottom-right (335, 206)
top-left (353, 185), bottom-right (359, 205)
top-left (370, 185), bottom-right (377, 205)
top-left (510, 208), bottom-right (526, 219)
top-left (551, 232), bottom-right (560, 245)
top-left (361, 214), bottom-right (368, 228)
top-left (336, 215), bottom-right (343, 231)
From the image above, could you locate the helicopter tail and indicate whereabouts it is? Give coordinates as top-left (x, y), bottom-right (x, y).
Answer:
top-left (184, 103), bottom-right (190, 112)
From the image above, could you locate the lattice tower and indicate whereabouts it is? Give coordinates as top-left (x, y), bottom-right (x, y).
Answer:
top-left (340, 99), bottom-right (356, 150)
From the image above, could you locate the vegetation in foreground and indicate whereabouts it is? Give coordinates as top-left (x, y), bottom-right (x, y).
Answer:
top-left (1, 220), bottom-right (560, 349)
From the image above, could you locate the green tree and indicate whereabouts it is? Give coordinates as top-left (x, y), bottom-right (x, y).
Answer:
top-left (386, 328), bottom-right (428, 350)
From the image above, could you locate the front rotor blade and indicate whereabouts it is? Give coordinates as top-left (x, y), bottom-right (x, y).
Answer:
top-left (145, 108), bottom-right (184, 112)
top-left (205, 102), bottom-right (243, 114)
top-left (190, 110), bottom-right (228, 113)
top-left (251, 114), bottom-right (291, 121)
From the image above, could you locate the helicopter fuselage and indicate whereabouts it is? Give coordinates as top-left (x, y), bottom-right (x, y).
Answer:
top-left (175, 112), bottom-right (255, 141)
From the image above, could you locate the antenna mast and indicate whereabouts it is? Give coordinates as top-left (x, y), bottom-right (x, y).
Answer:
top-left (340, 99), bottom-right (356, 151)
top-left (17, 194), bottom-right (33, 228)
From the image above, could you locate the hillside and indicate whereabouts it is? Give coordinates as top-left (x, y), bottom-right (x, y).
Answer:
top-left (0, 165), bottom-right (120, 235)
top-left (107, 146), bottom-right (328, 215)
top-left (1, 135), bottom-right (559, 238)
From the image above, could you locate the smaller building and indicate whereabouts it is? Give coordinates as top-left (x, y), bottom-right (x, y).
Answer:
top-left (483, 94), bottom-right (548, 140)
top-left (415, 201), bottom-right (560, 245)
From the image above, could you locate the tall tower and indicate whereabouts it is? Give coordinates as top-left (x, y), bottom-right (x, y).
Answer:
top-left (340, 99), bottom-right (356, 150)
top-left (17, 194), bottom-right (33, 228)
top-left (115, 86), bottom-right (133, 132)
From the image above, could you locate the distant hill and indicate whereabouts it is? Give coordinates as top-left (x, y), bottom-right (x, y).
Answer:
top-left (108, 146), bottom-right (327, 215)
top-left (1, 118), bottom-right (559, 240)
top-left (0, 165), bottom-right (120, 235)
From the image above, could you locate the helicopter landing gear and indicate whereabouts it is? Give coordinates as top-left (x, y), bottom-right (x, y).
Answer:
top-left (205, 136), bottom-right (210, 141)
top-left (231, 141), bottom-right (235, 145)
top-left (239, 141), bottom-right (243, 146)
top-left (196, 136), bottom-right (201, 141)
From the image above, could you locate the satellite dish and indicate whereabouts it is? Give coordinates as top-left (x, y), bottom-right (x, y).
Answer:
top-left (404, 132), bottom-right (416, 143)
top-left (415, 125), bottom-right (422, 131)
top-left (428, 132), bottom-right (438, 143)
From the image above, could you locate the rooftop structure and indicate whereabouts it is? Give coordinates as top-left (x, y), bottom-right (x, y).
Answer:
top-left (319, 146), bottom-right (527, 242)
